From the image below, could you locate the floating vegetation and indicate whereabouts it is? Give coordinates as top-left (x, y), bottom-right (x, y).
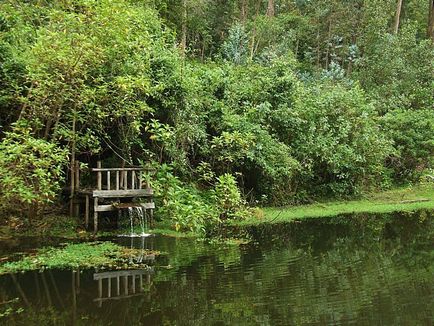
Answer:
top-left (0, 242), bottom-right (158, 275)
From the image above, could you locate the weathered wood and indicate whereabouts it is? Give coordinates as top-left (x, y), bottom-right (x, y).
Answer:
top-left (93, 293), bottom-right (143, 303)
top-left (92, 189), bottom-right (153, 198)
top-left (94, 197), bottom-right (99, 233)
top-left (97, 161), bottom-right (102, 190)
top-left (75, 161), bottom-right (80, 191)
top-left (93, 269), bottom-right (151, 280)
top-left (95, 205), bottom-right (115, 212)
top-left (142, 202), bottom-right (155, 209)
top-left (139, 172), bottom-right (142, 189)
top-left (94, 202), bottom-right (155, 212)
top-left (131, 171), bottom-right (136, 189)
top-left (132, 275), bottom-right (136, 293)
top-left (85, 195), bottom-right (89, 229)
top-left (123, 171), bottom-right (128, 190)
top-left (116, 171), bottom-right (120, 190)
top-left (107, 171), bottom-right (111, 190)
top-left (91, 167), bottom-right (153, 172)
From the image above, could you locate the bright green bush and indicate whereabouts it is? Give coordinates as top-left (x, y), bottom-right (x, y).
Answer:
top-left (381, 109), bottom-right (434, 182)
top-left (285, 83), bottom-right (393, 198)
top-left (152, 164), bottom-right (218, 234)
top-left (214, 173), bottom-right (243, 218)
top-left (0, 121), bottom-right (67, 217)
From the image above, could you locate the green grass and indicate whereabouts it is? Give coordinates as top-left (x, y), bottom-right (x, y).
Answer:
top-left (0, 242), bottom-right (157, 275)
top-left (235, 184), bottom-right (434, 226)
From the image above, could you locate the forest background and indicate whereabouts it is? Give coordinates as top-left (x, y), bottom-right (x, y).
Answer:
top-left (0, 0), bottom-right (433, 233)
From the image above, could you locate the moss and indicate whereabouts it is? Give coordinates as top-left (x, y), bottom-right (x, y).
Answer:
top-left (0, 242), bottom-right (158, 275)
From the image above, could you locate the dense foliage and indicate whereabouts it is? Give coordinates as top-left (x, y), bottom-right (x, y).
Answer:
top-left (0, 0), bottom-right (432, 232)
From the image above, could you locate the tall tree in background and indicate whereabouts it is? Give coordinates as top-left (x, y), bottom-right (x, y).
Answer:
top-left (429, 0), bottom-right (434, 41)
top-left (393, 0), bottom-right (404, 33)
top-left (267, 0), bottom-right (275, 17)
top-left (181, 0), bottom-right (187, 56)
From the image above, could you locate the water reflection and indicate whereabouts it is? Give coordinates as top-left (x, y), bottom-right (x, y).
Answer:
top-left (93, 269), bottom-right (153, 307)
top-left (0, 210), bottom-right (433, 325)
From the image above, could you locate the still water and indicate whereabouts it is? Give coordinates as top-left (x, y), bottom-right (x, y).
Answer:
top-left (1, 211), bottom-right (433, 325)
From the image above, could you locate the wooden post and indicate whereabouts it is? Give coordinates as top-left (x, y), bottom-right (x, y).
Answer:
top-left (132, 275), bottom-right (136, 293)
top-left (107, 278), bottom-right (111, 298)
top-left (138, 172), bottom-right (142, 189)
top-left (123, 276), bottom-right (128, 295)
top-left (94, 197), bottom-right (99, 233)
top-left (98, 278), bottom-right (102, 308)
top-left (116, 276), bottom-right (120, 296)
top-left (75, 161), bottom-right (80, 191)
top-left (85, 195), bottom-right (89, 229)
top-left (97, 161), bottom-right (102, 190)
top-left (107, 171), bottom-right (111, 190)
top-left (116, 171), bottom-right (120, 190)
top-left (123, 171), bottom-right (128, 190)
top-left (131, 171), bottom-right (135, 189)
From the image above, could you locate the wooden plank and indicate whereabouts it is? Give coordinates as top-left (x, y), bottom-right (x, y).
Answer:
top-left (91, 167), bottom-right (154, 172)
top-left (116, 171), bottom-right (119, 190)
top-left (93, 293), bottom-right (144, 303)
top-left (92, 189), bottom-right (153, 198)
top-left (93, 269), bottom-right (152, 280)
top-left (141, 202), bottom-right (155, 209)
top-left (95, 205), bottom-right (115, 212)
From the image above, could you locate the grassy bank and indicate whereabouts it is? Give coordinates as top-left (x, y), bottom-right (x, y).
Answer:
top-left (235, 185), bottom-right (434, 226)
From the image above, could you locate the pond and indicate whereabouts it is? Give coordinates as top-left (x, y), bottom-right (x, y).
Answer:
top-left (0, 210), bottom-right (433, 325)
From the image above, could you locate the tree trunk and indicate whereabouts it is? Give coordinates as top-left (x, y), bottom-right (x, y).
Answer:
top-left (429, 0), bottom-right (434, 41)
top-left (241, 0), bottom-right (248, 23)
top-left (393, 0), bottom-right (403, 34)
top-left (266, 0), bottom-right (275, 17)
top-left (180, 0), bottom-right (187, 56)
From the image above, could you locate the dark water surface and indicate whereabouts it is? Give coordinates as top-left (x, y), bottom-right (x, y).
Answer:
top-left (0, 211), bottom-right (433, 325)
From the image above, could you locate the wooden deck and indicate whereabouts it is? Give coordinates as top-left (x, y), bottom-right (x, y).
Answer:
top-left (71, 161), bottom-right (155, 233)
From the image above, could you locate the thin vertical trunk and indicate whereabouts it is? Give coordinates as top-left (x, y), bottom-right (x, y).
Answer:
top-left (181, 0), bottom-right (187, 56)
top-left (250, 0), bottom-right (261, 59)
top-left (393, 0), bottom-right (403, 34)
top-left (325, 20), bottom-right (332, 70)
top-left (266, 0), bottom-right (275, 17)
top-left (69, 111), bottom-right (76, 217)
top-left (241, 0), bottom-right (248, 23)
top-left (429, 0), bottom-right (434, 41)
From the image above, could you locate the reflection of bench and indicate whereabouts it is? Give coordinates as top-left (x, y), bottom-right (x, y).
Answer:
top-left (93, 269), bottom-right (153, 307)
top-left (71, 161), bottom-right (155, 232)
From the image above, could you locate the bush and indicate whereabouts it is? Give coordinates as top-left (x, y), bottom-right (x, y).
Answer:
top-left (152, 164), bottom-right (218, 234)
top-left (0, 121), bottom-right (68, 218)
top-left (285, 83), bottom-right (393, 198)
top-left (381, 109), bottom-right (434, 182)
top-left (214, 173), bottom-right (243, 218)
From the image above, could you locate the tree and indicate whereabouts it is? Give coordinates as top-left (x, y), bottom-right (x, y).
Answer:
top-left (429, 0), bottom-right (434, 41)
top-left (393, 0), bottom-right (404, 34)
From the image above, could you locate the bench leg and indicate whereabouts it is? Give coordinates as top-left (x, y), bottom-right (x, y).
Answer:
top-left (85, 195), bottom-right (89, 230)
top-left (94, 197), bottom-right (98, 233)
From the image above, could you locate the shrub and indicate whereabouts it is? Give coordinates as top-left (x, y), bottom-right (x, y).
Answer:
top-left (381, 109), bottom-right (434, 182)
top-left (0, 121), bottom-right (68, 218)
